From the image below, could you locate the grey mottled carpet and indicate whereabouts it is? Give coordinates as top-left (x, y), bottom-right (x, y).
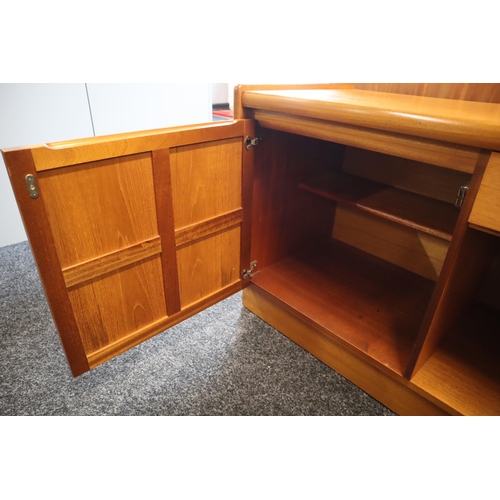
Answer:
top-left (0, 241), bottom-right (394, 416)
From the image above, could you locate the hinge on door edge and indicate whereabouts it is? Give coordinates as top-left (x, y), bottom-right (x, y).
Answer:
top-left (25, 174), bottom-right (39, 199)
top-left (245, 136), bottom-right (262, 150)
top-left (455, 183), bottom-right (469, 209)
top-left (242, 261), bottom-right (258, 280)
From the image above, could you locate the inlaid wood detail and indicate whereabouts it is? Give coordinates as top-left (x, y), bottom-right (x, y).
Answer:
top-left (63, 237), bottom-right (162, 288)
top-left (175, 209), bottom-right (243, 248)
top-left (152, 149), bottom-right (181, 316)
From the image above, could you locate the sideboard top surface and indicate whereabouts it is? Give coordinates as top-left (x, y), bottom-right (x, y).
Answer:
top-left (242, 89), bottom-right (500, 151)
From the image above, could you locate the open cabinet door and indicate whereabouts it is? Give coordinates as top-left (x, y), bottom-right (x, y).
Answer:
top-left (2, 120), bottom-right (254, 376)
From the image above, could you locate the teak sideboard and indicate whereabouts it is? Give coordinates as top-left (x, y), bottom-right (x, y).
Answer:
top-left (3, 84), bottom-right (500, 416)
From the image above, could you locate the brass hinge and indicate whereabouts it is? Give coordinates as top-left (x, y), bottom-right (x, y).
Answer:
top-left (455, 184), bottom-right (469, 209)
top-left (25, 174), bottom-right (39, 199)
top-left (245, 136), bottom-right (262, 150)
top-left (242, 261), bottom-right (258, 280)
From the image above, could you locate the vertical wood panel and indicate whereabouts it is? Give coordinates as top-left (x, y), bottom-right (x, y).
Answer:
top-left (170, 138), bottom-right (242, 229)
top-left (152, 149), bottom-right (181, 315)
top-left (405, 151), bottom-right (492, 378)
top-left (250, 128), bottom-right (342, 271)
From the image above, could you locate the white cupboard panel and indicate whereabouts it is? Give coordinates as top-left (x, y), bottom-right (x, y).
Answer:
top-left (86, 83), bottom-right (212, 136)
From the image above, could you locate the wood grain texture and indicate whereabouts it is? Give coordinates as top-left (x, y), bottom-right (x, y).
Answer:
top-left (342, 147), bottom-right (472, 204)
top-left (68, 255), bottom-right (167, 354)
top-left (152, 149), bottom-right (181, 316)
top-left (301, 172), bottom-right (459, 240)
top-left (333, 206), bottom-right (450, 281)
top-left (1, 149), bottom-right (90, 376)
top-left (409, 303), bottom-right (500, 415)
top-left (405, 151), bottom-right (492, 378)
top-left (252, 109), bottom-right (479, 173)
top-left (251, 240), bottom-right (435, 376)
top-left (469, 152), bottom-right (500, 234)
top-left (243, 285), bottom-right (448, 415)
top-left (88, 281), bottom-right (242, 369)
top-left (38, 153), bottom-right (159, 268)
top-left (240, 119), bottom-right (256, 285)
top-left (353, 83), bottom-right (500, 103)
top-left (250, 128), bottom-right (342, 271)
top-left (175, 209), bottom-right (243, 248)
top-left (233, 84), bottom-right (355, 119)
top-left (243, 89), bottom-right (500, 150)
top-left (170, 138), bottom-right (242, 229)
top-left (25, 121), bottom-right (246, 171)
top-left (176, 226), bottom-right (241, 309)
top-left (62, 237), bottom-right (161, 288)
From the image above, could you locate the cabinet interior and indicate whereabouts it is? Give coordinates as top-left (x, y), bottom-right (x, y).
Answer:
top-left (248, 126), bottom-right (499, 413)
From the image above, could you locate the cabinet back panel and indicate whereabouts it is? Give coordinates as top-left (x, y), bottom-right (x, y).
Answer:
top-left (333, 205), bottom-right (449, 281)
top-left (343, 147), bottom-right (471, 204)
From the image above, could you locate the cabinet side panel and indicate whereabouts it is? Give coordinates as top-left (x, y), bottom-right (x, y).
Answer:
top-left (250, 128), bottom-right (343, 270)
top-left (469, 152), bottom-right (500, 235)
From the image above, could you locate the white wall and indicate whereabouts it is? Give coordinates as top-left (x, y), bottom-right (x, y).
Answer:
top-left (86, 84), bottom-right (212, 136)
top-left (0, 84), bottom-right (94, 248)
top-left (0, 83), bottom-right (212, 248)
top-left (211, 83), bottom-right (229, 105)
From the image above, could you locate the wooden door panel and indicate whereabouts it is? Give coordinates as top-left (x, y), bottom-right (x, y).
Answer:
top-left (177, 225), bottom-right (242, 308)
top-left (2, 120), bottom-right (253, 376)
top-left (170, 138), bottom-right (242, 228)
top-left (68, 255), bottom-right (167, 353)
top-left (37, 153), bottom-right (158, 267)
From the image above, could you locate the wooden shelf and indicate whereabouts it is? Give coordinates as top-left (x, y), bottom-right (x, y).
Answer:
top-left (410, 303), bottom-right (500, 415)
top-left (300, 172), bottom-right (459, 240)
top-left (251, 239), bottom-right (436, 376)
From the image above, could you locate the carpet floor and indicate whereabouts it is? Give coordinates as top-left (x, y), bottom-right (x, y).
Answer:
top-left (0, 241), bottom-right (394, 416)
